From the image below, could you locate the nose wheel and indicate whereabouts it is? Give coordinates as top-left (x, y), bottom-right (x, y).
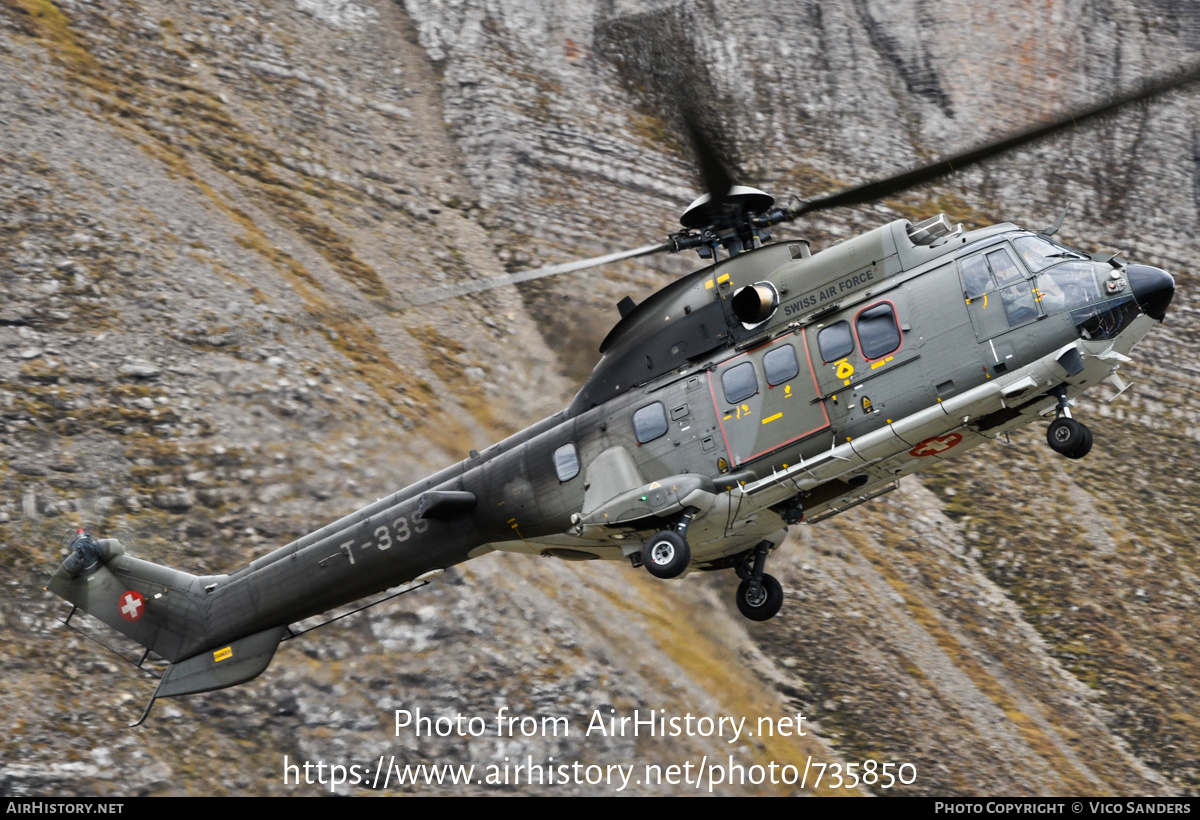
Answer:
top-left (1047, 417), bottom-right (1093, 459)
top-left (642, 530), bottom-right (690, 578)
top-left (641, 507), bottom-right (697, 579)
top-left (1046, 387), bottom-right (1093, 459)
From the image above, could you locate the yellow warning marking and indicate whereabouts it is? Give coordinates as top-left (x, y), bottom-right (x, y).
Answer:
top-left (717, 273), bottom-right (730, 284)
top-left (784, 385), bottom-right (792, 398)
top-left (214, 647), bottom-right (233, 663)
top-left (836, 360), bottom-right (855, 379)
top-left (983, 293), bottom-right (988, 307)
top-left (843, 379), bottom-right (851, 385)
top-left (869, 355), bottom-right (895, 370)
top-left (705, 279), bottom-right (715, 289)
top-left (762, 412), bottom-right (783, 424)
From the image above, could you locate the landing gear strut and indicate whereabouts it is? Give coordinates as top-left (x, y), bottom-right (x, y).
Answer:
top-left (1047, 387), bottom-right (1093, 459)
top-left (734, 540), bottom-right (784, 621)
top-left (641, 507), bottom-right (697, 579)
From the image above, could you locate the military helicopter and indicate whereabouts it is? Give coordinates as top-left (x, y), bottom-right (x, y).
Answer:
top-left (45, 57), bottom-right (1191, 725)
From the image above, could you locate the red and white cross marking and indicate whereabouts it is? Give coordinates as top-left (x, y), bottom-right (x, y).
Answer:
top-left (908, 432), bottom-right (963, 458)
top-left (118, 590), bottom-right (146, 622)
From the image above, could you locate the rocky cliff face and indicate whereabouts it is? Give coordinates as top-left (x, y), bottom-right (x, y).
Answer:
top-left (1, 0), bottom-right (1197, 796)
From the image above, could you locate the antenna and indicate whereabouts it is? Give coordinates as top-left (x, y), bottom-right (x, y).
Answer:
top-left (1040, 201), bottom-right (1073, 237)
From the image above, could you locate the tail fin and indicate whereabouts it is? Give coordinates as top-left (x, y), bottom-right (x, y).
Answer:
top-left (48, 532), bottom-right (285, 714)
top-left (49, 532), bottom-right (203, 661)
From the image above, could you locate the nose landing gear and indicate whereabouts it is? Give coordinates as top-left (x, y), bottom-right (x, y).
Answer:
top-left (641, 507), bottom-right (697, 579)
top-left (1046, 387), bottom-right (1093, 459)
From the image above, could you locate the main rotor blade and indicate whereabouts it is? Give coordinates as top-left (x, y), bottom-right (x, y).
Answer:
top-left (795, 61), bottom-right (1200, 218)
top-left (406, 243), bottom-right (672, 307)
top-left (682, 103), bottom-right (739, 206)
top-left (595, 5), bottom-right (743, 206)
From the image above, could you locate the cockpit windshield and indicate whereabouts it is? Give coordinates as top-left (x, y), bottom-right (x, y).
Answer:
top-left (1036, 261), bottom-right (1104, 314)
top-left (1012, 235), bottom-right (1088, 273)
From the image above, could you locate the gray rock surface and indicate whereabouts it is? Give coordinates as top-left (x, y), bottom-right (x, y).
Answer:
top-left (1, 0), bottom-right (1197, 796)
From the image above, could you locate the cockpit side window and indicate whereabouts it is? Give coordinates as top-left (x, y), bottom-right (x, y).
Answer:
top-left (1000, 282), bottom-right (1038, 327)
top-left (987, 248), bottom-right (1024, 286)
top-left (961, 245), bottom-right (1028, 298)
top-left (961, 254), bottom-right (990, 299)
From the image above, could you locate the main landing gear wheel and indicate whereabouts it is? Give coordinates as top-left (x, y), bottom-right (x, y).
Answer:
top-left (733, 540), bottom-right (784, 621)
top-left (642, 530), bottom-right (690, 579)
top-left (1047, 417), bottom-right (1093, 459)
top-left (736, 573), bottom-right (783, 621)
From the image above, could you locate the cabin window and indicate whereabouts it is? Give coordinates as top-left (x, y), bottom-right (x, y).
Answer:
top-left (856, 303), bottom-right (902, 359)
top-left (763, 344), bottom-right (799, 386)
top-left (633, 402), bottom-right (668, 444)
top-left (722, 362), bottom-right (758, 404)
top-left (552, 443), bottom-right (580, 482)
top-left (817, 321), bottom-right (855, 363)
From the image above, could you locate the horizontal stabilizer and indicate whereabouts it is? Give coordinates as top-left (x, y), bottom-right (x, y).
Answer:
top-left (156, 625), bottom-right (287, 698)
top-left (417, 490), bottom-right (476, 519)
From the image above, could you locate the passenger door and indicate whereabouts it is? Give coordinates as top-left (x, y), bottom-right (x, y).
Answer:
top-left (711, 335), bottom-right (829, 468)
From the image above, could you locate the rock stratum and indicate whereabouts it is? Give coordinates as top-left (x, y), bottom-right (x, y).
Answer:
top-left (1, 0), bottom-right (1198, 796)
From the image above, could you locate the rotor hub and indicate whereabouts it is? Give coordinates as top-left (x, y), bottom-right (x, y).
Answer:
top-left (678, 186), bottom-right (775, 229)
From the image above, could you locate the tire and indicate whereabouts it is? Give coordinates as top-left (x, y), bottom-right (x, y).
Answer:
top-left (642, 530), bottom-right (690, 579)
top-left (1047, 417), bottom-right (1086, 456)
top-left (736, 573), bottom-right (784, 621)
top-left (1065, 424), bottom-right (1094, 459)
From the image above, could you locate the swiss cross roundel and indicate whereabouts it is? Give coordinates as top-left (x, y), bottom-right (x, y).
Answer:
top-left (909, 433), bottom-right (963, 458)
top-left (118, 590), bottom-right (146, 622)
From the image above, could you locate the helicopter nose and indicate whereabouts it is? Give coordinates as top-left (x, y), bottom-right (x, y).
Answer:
top-left (1127, 264), bottom-right (1175, 321)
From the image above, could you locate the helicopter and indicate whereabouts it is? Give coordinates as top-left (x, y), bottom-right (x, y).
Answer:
top-left (44, 56), bottom-right (1190, 726)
